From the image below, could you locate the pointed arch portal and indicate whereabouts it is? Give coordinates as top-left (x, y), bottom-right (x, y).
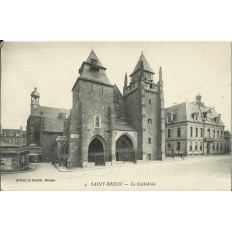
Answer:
top-left (116, 135), bottom-right (135, 162)
top-left (88, 138), bottom-right (105, 165)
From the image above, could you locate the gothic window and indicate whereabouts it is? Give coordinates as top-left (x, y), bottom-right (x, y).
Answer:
top-left (148, 138), bottom-right (151, 144)
top-left (94, 115), bottom-right (100, 128)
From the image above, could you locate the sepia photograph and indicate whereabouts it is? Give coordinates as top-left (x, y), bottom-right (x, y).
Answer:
top-left (0, 41), bottom-right (231, 190)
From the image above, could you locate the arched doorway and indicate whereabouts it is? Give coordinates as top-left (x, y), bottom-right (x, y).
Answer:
top-left (88, 138), bottom-right (105, 165)
top-left (116, 135), bottom-right (135, 162)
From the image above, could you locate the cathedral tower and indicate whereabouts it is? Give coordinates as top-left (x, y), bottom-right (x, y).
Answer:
top-left (123, 52), bottom-right (165, 160)
top-left (69, 50), bottom-right (116, 167)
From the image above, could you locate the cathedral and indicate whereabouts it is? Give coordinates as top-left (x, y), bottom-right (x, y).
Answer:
top-left (65, 50), bottom-right (165, 167)
top-left (27, 50), bottom-right (165, 167)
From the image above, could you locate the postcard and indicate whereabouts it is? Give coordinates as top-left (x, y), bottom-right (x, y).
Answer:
top-left (0, 42), bottom-right (231, 190)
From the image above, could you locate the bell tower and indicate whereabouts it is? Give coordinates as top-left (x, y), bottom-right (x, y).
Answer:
top-left (30, 87), bottom-right (40, 110)
top-left (123, 52), bottom-right (165, 161)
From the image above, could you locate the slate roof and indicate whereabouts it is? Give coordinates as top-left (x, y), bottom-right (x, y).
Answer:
top-left (30, 106), bottom-right (70, 133)
top-left (43, 117), bottom-right (66, 133)
top-left (75, 50), bottom-right (113, 88)
top-left (130, 53), bottom-right (154, 76)
top-left (31, 106), bottom-right (69, 118)
top-left (165, 102), bottom-right (224, 126)
top-left (85, 50), bottom-right (105, 68)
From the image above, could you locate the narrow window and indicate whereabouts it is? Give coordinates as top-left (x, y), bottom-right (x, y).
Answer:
top-left (200, 142), bottom-right (202, 151)
top-left (189, 142), bottom-right (192, 151)
top-left (177, 127), bottom-right (181, 137)
top-left (177, 142), bottom-right (181, 151)
top-left (149, 99), bottom-right (151, 105)
top-left (207, 129), bottom-right (210, 138)
top-left (195, 142), bottom-right (198, 151)
top-left (94, 115), bottom-right (100, 128)
top-left (148, 118), bottom-right (152, 124)
top-left (168, 129), bottom-right (171, 138)
top-left (200, 128), bottom-right (203, 137)
top-left (148, 138), bottom-right (151, 144)
top-left (196, 128), bottom-right (198, 137)
top-left (190, 127), bottom-right (193, 137)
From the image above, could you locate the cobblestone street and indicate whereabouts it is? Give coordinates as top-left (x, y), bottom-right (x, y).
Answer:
top-left (1, 154), bottom-right (231, 191)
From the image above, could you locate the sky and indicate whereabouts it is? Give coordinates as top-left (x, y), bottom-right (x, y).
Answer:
top-left (1, 42), bottom-right (231, 131)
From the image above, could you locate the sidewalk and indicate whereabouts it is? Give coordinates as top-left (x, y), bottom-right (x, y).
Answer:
top-left (1, 163), bottom-right (38, 174)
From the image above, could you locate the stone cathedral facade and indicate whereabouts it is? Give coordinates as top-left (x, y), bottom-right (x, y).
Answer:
top-left (64, 50), bottom-right (165, 168)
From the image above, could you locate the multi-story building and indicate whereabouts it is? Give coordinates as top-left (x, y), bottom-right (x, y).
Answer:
top-left (165, 94), bottom-right (225, 156)
top-left (224, 130), bottom-right (231, 153)
top-left (1, 127), bottom-right (26, 148)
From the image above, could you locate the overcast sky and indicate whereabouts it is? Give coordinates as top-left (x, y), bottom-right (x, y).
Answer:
top-left (1, 42), bottom-right (231, 131)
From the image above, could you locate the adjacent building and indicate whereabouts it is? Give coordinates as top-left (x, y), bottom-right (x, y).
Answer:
top-left (26, 87), bottom-right (69, 162)
top-left (0, 141), bottom-right (29, 172)
top-left (1, 127), bottom-right (26, 148)
top-left (64, 50), bottom-right (165, 167)
top-left (224, 130), bottom-right (231, 153)
top-left (164, 94), bottom-right (225, 156)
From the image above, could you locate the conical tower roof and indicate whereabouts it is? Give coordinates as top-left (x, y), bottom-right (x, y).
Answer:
top-left (85, 49), bottom-right (105, 68)
top-left (130, 53), bottom-right (154, 76)
top-left (76, 50), bottom-right (113, 87)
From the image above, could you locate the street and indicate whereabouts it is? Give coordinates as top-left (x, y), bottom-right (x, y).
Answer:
top-left (1, 154), bottom-right (231, 190)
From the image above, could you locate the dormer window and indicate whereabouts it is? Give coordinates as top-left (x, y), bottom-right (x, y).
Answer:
top-left (91, 58), bottom-right (97, 65)
top-left (94, 115), bottom-right (101, 128)
top-left (167, 112), bottom-right (176, 123)
top-left (214, 117), bottom-right (219, 123)
top-left (192, 112), bottom-right (199, 121)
